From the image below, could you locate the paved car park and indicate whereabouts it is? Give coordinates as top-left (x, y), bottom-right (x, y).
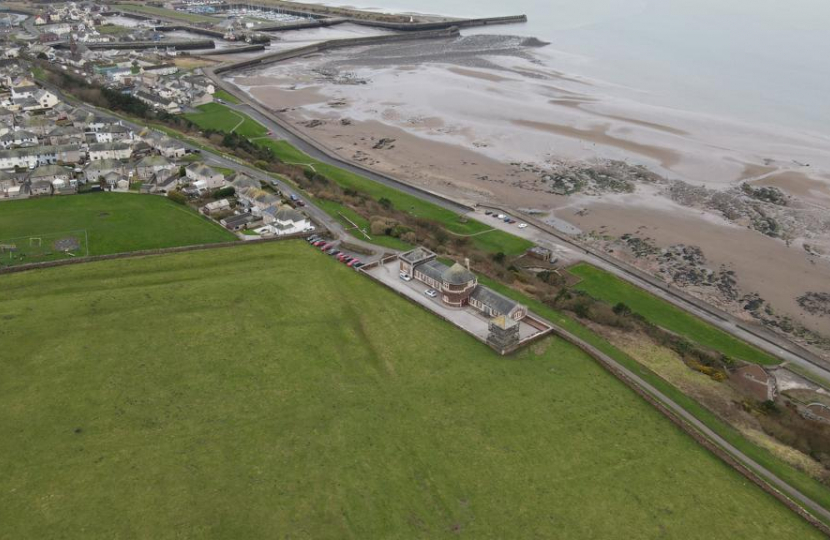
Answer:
top-left (364, 258), bottom-right (544, 343)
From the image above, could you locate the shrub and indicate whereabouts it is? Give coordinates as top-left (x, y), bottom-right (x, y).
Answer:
top-left (213, 187), bottom-right (235, 199)
top-left (167, 191), bottom-right (187, 205)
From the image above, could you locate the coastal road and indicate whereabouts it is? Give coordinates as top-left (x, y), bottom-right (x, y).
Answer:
top-left (208, 70), bottom-right (830, 382)
top-left (219, 100), bottom-right (471, 215)
top-left (474, 204), bottom-right (830, 382)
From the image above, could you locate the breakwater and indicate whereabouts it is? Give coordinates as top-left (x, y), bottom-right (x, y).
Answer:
top-left (77, 39), bottom-right (215, 51)
top-left (214, 26), bottom-right (460, 73)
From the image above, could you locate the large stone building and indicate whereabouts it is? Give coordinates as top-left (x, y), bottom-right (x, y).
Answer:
top-left (399, 247), bottom-right (527, 320)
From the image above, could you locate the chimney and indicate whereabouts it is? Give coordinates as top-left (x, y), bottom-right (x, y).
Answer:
top-left (464, 257), bottom-right (470, 270)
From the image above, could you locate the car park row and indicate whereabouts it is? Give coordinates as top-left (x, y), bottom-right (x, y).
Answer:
top-left (307, 235), bottom-right (364, 269)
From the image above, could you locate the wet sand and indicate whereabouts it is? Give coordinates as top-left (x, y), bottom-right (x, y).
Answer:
top-left (566, 199), bottom-right (830, 334)
top-left (228, 32), bottom-right (830, 338)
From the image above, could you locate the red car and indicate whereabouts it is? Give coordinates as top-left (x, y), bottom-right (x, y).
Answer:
top-left (313, 240), bottom-right (327, 247)
top-left (347, 259), bottom-right (360, 267)
top-left (320, 243), bottom-right (334, 251)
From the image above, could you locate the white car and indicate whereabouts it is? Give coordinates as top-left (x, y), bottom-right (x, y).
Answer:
top-left (424, 289), bottom-right (438, 298)
top-left (496, 214), bottom-right (505, 219)
top-left (399, 272), bottom-right (412, 282)
top-left (518, 223), bottom-right (528, 229)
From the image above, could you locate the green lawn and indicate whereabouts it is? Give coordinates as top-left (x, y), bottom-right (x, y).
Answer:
top-left (568, 263), bottom-right (779, 365)
top-left (185, 103), bottom-right (268, 139)
top-left (115, 3), bottom-right (219, 24)
top-left (0, 241), bottom-right (821, 539)
top-left (213, 89), bottom-right (241, 104)
top-left (260, 139), bottom-right (532, 255)
top-left (0, 193), bottom-right (235, 264)
top-left (181, 102), bottom-right (531, 254)
top-left (314, 198), bottom-right (413, 251)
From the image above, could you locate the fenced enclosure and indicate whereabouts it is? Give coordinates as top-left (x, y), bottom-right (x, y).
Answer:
top-left (0, 230), bottom-right (89, 267)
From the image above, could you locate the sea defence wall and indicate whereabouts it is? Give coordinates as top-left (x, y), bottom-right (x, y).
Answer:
top-left (155, 25), bottom-right (226, 38)
top-left (203, 43), bottom-right (267, 55)
top-left (55, 39), bottom-right (216, 51)
top-left (350, 15), bottom-right (527, 31)
top-left (254, 14), bottom-right (527, 33)
top-left (214, 26), bottom-right (461, 74)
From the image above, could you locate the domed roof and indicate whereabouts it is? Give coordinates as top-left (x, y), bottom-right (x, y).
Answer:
top-left (441, 262), bottom-right (476, 285)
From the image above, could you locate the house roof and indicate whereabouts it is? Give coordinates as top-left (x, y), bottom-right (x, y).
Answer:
top-left (28, 164), bottom-right (71, 178)
top-left (470, 286), bottom-right (523, 316)
top-left (84, 157), bottom-right (124, 171)
top-left (89, 141), bottom-right (131, 152)
top-left (0, 130), bottom-right (37, 142)
top-left (186, 162), bottom-right (220, 178)
top-left (418, 259), bottom-right (449, 283)
top-left (137, 155), bottom-right (171, 168)
top-left (442, 262), bottom-right (476, 285)
top-left (400, 246), bottom-right (436, 265)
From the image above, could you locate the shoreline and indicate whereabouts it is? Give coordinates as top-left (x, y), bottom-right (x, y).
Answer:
top-left (218, 25), bottom-right (830, 342)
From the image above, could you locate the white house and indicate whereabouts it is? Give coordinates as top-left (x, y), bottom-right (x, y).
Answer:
top-left (33, 89), bottom-right (59, 110)
top-left (185, 162), bottom-right (224, 190)
top-left (135, 155), bottom-right (173, 180)
top-left (0, 145), bottom-right (82, 170)
top-left (87, 141), bottom-right (132, 161)
top-left (260, 205), bottom-right (312, 236)
top-left (0, 130), bottom-right (38, 149)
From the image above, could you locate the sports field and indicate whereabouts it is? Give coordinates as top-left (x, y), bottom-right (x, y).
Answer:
top-left (0, 193), bottom-right (235, 265)
top-left (569, 263), bottom-right (779, 365)
top-left (0, 241), bottom-right (819, 539)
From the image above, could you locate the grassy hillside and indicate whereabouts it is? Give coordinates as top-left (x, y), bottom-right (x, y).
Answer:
top-left (183, 102), bottom-right (531, 255)
top-left (0, 241), bottom-right (819, 539)
top-left (0, 193), bottom-right (235, 265)
top-left (569, 263), bottom-right (779, 365)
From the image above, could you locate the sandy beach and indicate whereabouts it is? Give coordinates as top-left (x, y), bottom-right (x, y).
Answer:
top-left (228, 32), bottom-right (830, 341)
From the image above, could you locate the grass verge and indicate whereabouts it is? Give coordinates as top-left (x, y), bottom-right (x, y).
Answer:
top-left (569, 263), bottom-right (779, 365)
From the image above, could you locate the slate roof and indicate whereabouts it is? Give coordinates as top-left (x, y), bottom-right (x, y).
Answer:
top-left (470, 286), bottom-right (523, 316)
top-left (441, 262), bottom-right (476, 285)
top-left (400, 246), bottom-right (436, 265)
top-left (417, 259), bottom-right (449, 283)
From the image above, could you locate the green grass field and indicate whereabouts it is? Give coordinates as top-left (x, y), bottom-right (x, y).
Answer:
top-left (0, 193), bottom-right (235, 264)
top-left (213, 89), bottom-right (241, 104)
top-left (568, 263), bottom-right (779, 365)
top-left (185, 103), bottom-right (268, 139)
top-left (115, 3), bottom-right (220, 24)
top-left (0, 241), bottom-right (821, 539)
top-left (182, 103), bottom-right (531, 255)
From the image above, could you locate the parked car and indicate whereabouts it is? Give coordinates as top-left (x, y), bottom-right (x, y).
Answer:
top-left (508, 219), bottom-right (516, 224)
top-left (518, 223), bottom-right (528, 229)
top-left (424, 289), bottom-right (438, 298)
top-left (399, 272), bottom-right (412, 281)
top-left (484, 210), bottom-right (493, 215)
top-left (327, 249), bottom-right (340, 256)
top-left (347, 259), bottom-right (360, 267)
top-left (353, 262), bottom-right (364, 269)
top-left (320, 242), bottom-right (335, 251)
top-left (337, 253), bottom-right (347, 261)
top-left (503, 217), bottom-right (511, 222)
top-left (313, 240), bottom-right (327, 247)
top-left (496, 214), bottom-right (505, 219)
